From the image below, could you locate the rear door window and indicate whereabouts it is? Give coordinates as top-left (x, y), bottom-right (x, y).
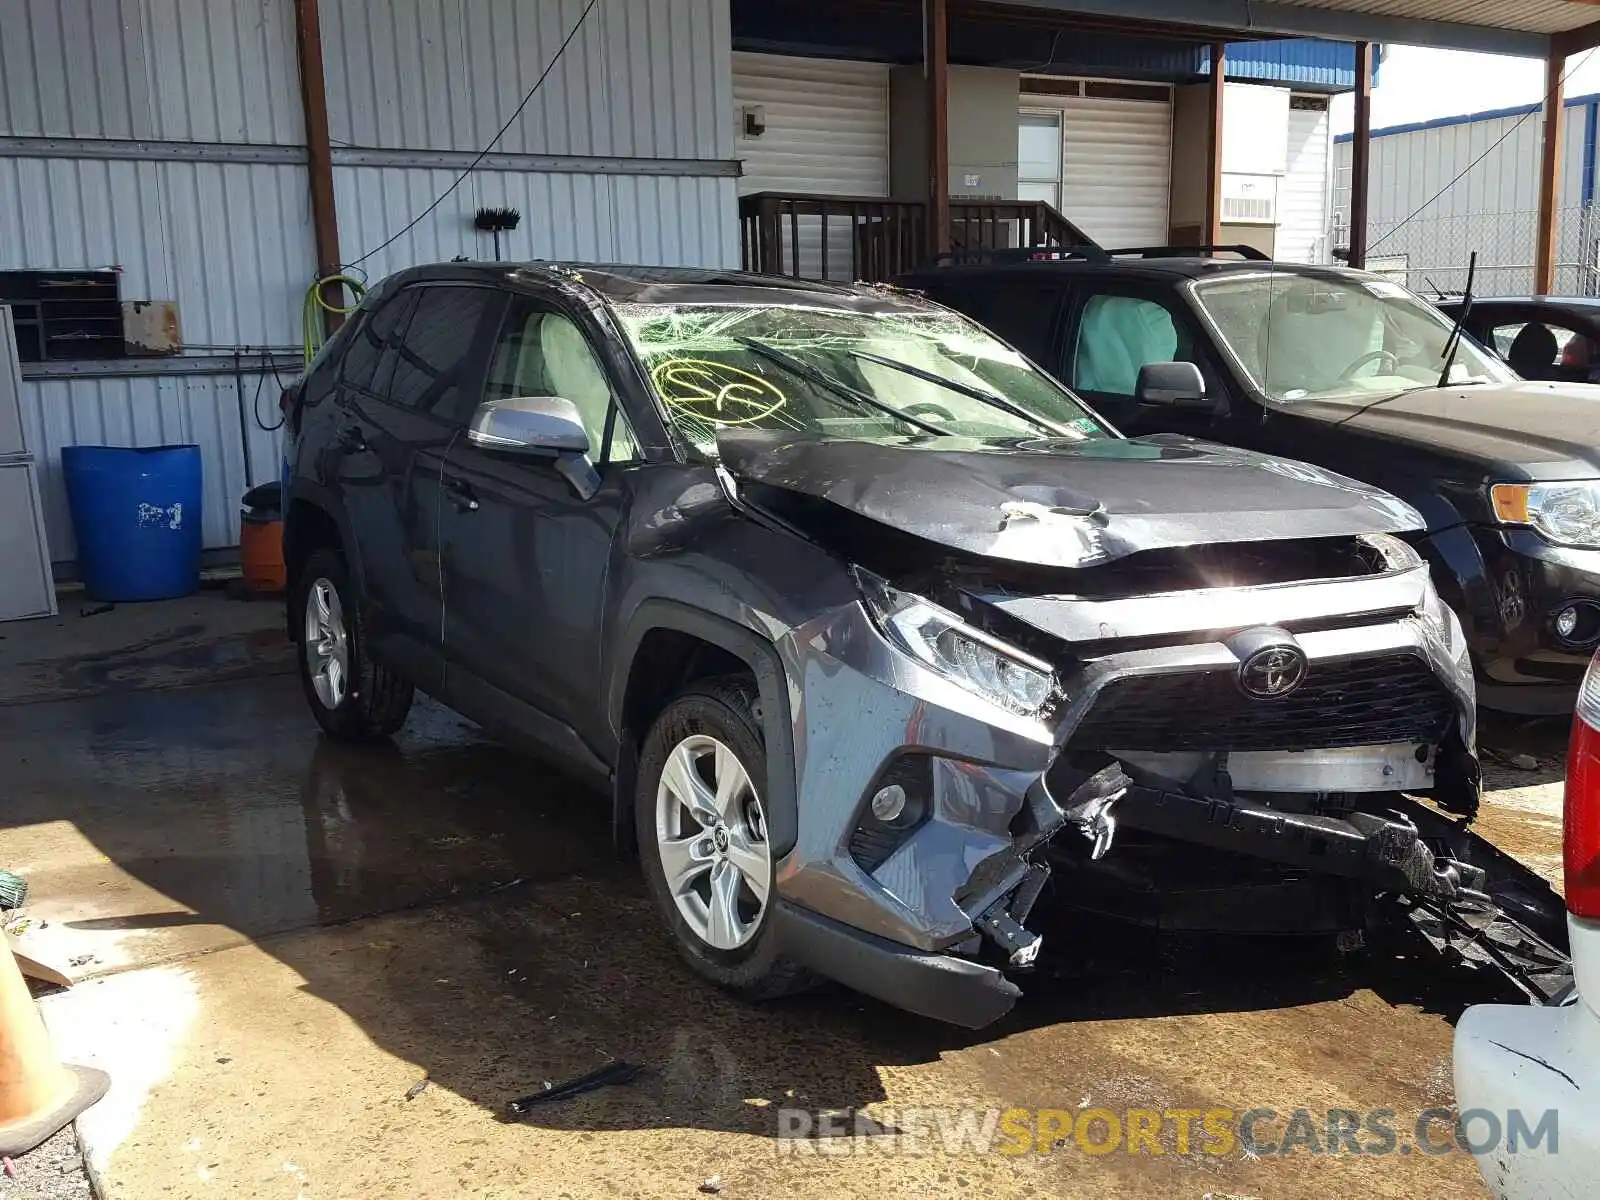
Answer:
top-left (385, 286), bottom-right (503, 418)
top-left (340, 290), bottom-right (417, 394)
top-left (941, 284), bottom-right (1066, 364)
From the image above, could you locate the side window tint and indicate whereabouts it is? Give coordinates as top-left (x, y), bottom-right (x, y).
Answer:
top-left (484, 307), bottom-right (638, 462)
top-left (387, 286), bottom-right (500, 416)
top-left (339, 291), bottom-right (414, 392)
top-left (946, 285), bottom-right (1064, 363)
top-left (1073, 294), bottom-right (1180, 396)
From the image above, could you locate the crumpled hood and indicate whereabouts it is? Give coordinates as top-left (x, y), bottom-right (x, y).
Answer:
top-left (716, 430), bottom-right (1423, 568)
top-left (1295, 381), bottom-right (1600, 476)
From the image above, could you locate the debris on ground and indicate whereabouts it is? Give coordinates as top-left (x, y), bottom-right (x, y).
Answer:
top-left (77, 604), bottom-right (114, 619)
top-left (507, 1061), bottom-right (642, 1113)
top-left (404, 1079), bottom-right (429, 1101)
top-left (1508, 753), bottom-right (1540, 770)
top-left (698, 1174), bottom-right (722, 1194)
top-left (66, 955), bottom-right (96, 969)
top-left (0, 870), bottom-right (26, 911)
top-left (0, 1125), bottom-right (93, 1199)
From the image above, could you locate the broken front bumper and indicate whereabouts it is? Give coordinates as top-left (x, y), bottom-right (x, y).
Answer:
top-left (767, 557), bottom-right (1485, 1025)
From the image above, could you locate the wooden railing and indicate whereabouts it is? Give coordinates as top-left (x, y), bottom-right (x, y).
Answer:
top-left (738, 192), bottom-right (1093, 284)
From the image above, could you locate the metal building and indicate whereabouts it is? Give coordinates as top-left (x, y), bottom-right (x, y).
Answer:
top-left (0, 0), bottom-right (736, 565)
top-left (1334, 94), bottom-right (1600, 295)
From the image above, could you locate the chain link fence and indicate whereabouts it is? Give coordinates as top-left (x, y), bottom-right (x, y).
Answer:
top-left (1334, 206), bottom-right (1600, 297)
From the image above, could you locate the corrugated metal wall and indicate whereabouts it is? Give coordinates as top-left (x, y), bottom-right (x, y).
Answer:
top-left (333, 167), bottom-right (736, 281)
top-left (0, 0), bottom-right (302, 143)
top-left (1334, 103), bottom-right (1595, 293)
top-left (2, 0), bottom-right (738, 562)
top-left (0, 156), bottom-right (312, 348)
top-left (321, 0), bottom-right (731, 159)
top-left (19, 370), bottom-right (284, 560)
top-left (325, 0), bottom-right (738, 280)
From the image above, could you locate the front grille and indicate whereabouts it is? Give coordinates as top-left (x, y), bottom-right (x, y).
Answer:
top-left (1066, 653), bottom-right (1456, 752)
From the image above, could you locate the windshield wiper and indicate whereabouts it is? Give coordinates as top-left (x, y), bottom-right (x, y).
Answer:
top-left (844, 348), bottom-right (1074, 437)
top-left (1437, 250), bottom-right (1477, 388)
top-left (733, 337), bottom-right (951, 438)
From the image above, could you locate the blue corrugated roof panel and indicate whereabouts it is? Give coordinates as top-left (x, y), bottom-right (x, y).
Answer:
top-left (1208, 40), bottom-right (1358, 91)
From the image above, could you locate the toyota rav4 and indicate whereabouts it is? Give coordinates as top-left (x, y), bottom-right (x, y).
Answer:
top-left (281, 263), bottom-right (1559, 1026)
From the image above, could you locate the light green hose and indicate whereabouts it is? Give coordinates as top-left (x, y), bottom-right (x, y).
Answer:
top-left (303, 273), bottom-right (367, 363)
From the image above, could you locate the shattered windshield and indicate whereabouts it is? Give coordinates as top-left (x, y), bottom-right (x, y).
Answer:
top-left (1191, 273), bottom-right (1515, 403)
top-left (611, 302), bottom-right (1111, 454)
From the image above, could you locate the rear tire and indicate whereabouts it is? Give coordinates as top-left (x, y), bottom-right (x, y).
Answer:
top-left (295, 548), bottom-right (413, 741)
top-left (636, 676), bottom-right (809, 1000)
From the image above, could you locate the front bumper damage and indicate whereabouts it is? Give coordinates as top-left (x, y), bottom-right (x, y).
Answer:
top-left (768, 542), bottom-right (1571, 1027)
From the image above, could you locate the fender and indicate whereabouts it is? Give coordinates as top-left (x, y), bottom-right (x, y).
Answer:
top-left (283, 478), bottom-right (365, 599)
top-left (608, 598), bottom-right (799, 859)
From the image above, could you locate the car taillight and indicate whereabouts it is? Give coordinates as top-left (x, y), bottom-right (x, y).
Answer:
top-left (1565, 650), bottom-right (1600, 917)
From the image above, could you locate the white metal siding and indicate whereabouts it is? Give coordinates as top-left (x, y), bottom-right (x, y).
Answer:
top-left (333, 168), bottom-right (736, 279)
top-left (1280, 102), bottom-right (1332, 263)
top-left (1335, 105), bottom-right (1593, 292)
top-left (1340, 109), bottom-right (1588, 227)
top-left (321, 0), bottom-right (732, 159)
top-left (1056, 95), bottom-right (1172, 248)
top-left (19, 372), bottom-right (283, 560)
top-left (0, 157), bottom-right (312, 348)
top-left (732, 53), bottom-right (889, 196)
top-left (0, 0), bottom-right (303, 144)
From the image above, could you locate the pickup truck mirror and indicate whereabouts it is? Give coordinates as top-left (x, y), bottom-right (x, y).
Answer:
top-left (1134, 361), bottom-right (1210, 410)
top-left (467, 396), bottom-right (600, 499)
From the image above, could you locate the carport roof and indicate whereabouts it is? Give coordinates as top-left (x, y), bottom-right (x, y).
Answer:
top-left (1005, 0), bottom-right (1600, 57)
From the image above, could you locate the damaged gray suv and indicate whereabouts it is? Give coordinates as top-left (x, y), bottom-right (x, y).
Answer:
top-left (282, 264), bottom-right (1563, 1027)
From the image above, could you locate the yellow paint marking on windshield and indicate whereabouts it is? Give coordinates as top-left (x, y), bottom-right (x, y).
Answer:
top-left (651, 358), bottom-right (791, 426)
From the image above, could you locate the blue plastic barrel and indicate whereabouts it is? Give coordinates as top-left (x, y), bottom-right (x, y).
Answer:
top-left (62, 445), bottom-right (203, 601)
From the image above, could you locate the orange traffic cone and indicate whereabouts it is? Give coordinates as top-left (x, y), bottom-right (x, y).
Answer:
top-left (0, 936), bottom-right (108, 1157)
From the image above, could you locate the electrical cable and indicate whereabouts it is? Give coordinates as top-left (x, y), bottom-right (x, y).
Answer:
top-left (342, 0), bottom-right (602, 272)
top-left (1367, 47), bottom-right (1598, 256)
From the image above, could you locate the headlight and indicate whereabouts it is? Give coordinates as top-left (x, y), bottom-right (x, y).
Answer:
top-left (1491, 481), bottom-right (1600, 548)
top-left (853, 568), bottom-right (1055, 717)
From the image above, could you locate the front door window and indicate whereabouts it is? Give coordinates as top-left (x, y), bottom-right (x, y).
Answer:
top-left (1073, 294), bottom-right (1180, 396)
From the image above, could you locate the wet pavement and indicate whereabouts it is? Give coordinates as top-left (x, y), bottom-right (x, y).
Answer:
top-left (0, 657), bottom-right (1571, 1198)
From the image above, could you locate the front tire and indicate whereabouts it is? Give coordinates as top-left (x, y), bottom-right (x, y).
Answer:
top-left (295, 548), bottom-right (414, 741)
top-left (636, 677), bottom-right (808, 999)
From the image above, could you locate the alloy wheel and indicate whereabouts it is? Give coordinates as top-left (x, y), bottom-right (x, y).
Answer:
top-left (304, 577), bottom-right (350, 710)
top-left (654, 734), bottom-right (771, 950)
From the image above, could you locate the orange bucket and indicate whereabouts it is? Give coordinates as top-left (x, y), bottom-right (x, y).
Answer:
top-left (240, 511), bottom-right (286, 595)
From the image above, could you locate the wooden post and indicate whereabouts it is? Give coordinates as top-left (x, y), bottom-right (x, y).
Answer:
top-left (1536, 49), bottom-right (1566, 295)
top-left (927, 0), bottom-right (950, 257)
top-left (1206, 42), bottom-right (1225, 246)
top-left (294, 0), bottom-right (344, 335)
top-left (1348, 42), bottom-right (1373, 269)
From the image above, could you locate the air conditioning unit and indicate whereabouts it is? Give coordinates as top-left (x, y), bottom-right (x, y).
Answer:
top-left (1221, 173), bottom-right (1278, 226)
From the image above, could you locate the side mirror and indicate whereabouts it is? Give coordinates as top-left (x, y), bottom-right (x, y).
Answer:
top-left (467, 396), bottom-right (599, 500)
top-left (468, 395), bottom-right (590, 455)
top-left (1135, 360), bottom-right (1210, 409)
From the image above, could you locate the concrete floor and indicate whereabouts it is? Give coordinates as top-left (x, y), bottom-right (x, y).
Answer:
top-left (0, 598), bottom-right (1570, 1198)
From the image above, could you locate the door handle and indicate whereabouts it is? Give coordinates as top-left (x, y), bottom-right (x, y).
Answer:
top-left (336, 424), bottom-right (367, 454)
top-left (443, 475), bottom-right (479, 512)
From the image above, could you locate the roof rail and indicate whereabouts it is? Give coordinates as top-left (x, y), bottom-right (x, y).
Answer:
top-left (1104, 244), bottom-right (1271, 261)
top-left (928, 244), bottom-right (1109, 267)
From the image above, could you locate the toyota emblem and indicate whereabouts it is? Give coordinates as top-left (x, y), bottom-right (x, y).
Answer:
top-left (1238, 645), bottom-right (1308, 698)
